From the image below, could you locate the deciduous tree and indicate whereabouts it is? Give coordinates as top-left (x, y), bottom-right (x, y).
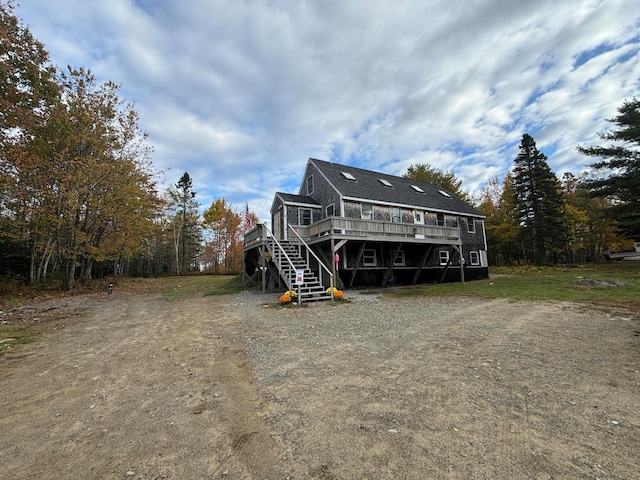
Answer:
top-left (0, 1), bottom-right (59, 282)
top-left (403, 163), bottom-right (472, 203)
top-left (476, 173), bottom-right (520, 265)
top-left (202, 198), bottom-right (242, 274)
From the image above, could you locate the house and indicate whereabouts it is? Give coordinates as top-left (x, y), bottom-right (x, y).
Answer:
top-left (243, 158), bottom-right (488, 301)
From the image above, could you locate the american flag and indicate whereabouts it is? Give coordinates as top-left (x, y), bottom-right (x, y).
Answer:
top-left (244, 202), bottom-right (252, 231)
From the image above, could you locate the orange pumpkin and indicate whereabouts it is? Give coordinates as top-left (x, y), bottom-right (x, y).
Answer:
top-left (279, 294), bottom-right (292, 304)
top-left (333, 290), bottom-right (344, 300)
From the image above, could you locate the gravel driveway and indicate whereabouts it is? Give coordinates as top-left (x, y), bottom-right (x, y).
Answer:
top-left (1, 289), bottom-right (639, 479)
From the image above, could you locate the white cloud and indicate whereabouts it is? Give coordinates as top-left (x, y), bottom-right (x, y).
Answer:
top-left (15, 0), bottom-right (640, 222)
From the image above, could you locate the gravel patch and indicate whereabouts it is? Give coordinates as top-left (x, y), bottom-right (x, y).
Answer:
top-left (230, 289), bottom-right (640, 479)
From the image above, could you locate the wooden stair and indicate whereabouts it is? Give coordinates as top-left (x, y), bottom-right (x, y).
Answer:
top-left (272, 241), bottom-right (332, 303)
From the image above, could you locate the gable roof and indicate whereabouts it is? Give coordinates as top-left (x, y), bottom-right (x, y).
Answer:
top-left (271, 192), bottom-right (321, 215)
top-left (308, 158), bottom-right (484, 217)
top-left (275, 192), bottom-right (321, 206)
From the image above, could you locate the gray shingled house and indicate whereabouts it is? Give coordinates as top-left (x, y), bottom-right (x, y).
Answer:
top-left (243, 158), bottom-right (488, 302)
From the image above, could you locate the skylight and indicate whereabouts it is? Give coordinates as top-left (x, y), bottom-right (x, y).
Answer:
top-left (438, 190), bottom-right (452, 198)
top-left (410, 185), bottom-right (424, 193)
top-left (379, 178), bottom-right (393, 187)
top-left (341, 171), bottom-right (356, 181)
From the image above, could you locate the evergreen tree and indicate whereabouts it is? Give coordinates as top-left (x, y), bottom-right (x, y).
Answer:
top-left (577, 98), bottom-right (640, 239)
top-left (512, 134), bottom-right (567, 265)
top-left (167, 172), bottom-right (201, 274)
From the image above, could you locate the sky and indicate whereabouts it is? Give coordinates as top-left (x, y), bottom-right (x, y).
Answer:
top-left (14, 0), bottom-right (640, 223)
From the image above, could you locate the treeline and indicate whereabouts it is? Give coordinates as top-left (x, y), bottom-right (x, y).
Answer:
top-left (2, 2), bottom-right (638, 290)
top-left (0, 3), bottom-right (251, 289)
top-left (474, 102), bottom-right (639, 266)
top-left (406, 96), bottom-right (639, 266)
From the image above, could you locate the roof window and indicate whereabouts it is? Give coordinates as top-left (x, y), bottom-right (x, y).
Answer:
top-left (438, 190), bottom-right (452, 198)
top-left (341, 171), bottom-right (356, 181)
top-left (379, 178), bottom-right (393, 187)
top-left (410, 185), bottom-right (424, 193)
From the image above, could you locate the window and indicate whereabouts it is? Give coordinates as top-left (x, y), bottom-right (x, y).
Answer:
top-left (326, 204), bottom-right (334, 217)
top-left (379, 178), bottom-right (393, 187)
top-left (470, 251), bottom-right (480, 265)
top-left (467, 217), bottom-right (476, 233)
top-left (438, 190), bottom-right (452, 198)
top-left (363, 249), bottom-right (377, 266)
top-left (436, 213), bottom-right (445, 227)
top-left (391, 207), bottom-right (401, 223)
top-left (361, 203), bottom-right (373, 220)
top-left (341, 171), bottom-right (356, 181)
top-left (410, 185), bottom-right (424, 193)
top-left (439, 250), bottom-right (450, 265)
top-left (306, 175), bottom-right (314, 195)
top-left (393, 250), bottom-right (405, 266)
top-left (299, 208), bottom-right (312, 225)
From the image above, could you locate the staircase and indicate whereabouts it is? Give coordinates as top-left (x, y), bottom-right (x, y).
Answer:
top-left (269, 239), bottom-right (333, 303)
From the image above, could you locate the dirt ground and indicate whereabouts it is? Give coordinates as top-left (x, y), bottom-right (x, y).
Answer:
top-left (0, 290), bottom-right (638, 479)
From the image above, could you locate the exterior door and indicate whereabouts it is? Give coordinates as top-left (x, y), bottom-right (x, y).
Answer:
top-left (414, 210), bottom-right (425, 239)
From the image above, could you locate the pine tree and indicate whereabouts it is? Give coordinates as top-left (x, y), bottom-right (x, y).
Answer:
top-left (577, 98), bottom-right (640, 239)
top-left (512, 134), bottom-right (567, 265)
top-left (167, 172), bottom-right (201, 274)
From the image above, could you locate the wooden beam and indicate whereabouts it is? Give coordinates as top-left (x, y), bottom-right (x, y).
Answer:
top-left (334, 239), bottom-right (348, 250)
top-left (412, 245), bottom-right (433, 284)
top-left (453, 245), bottom-right (465, 284)
top-left (438, 248), bottom-right (454, 284)
top-left (349, 241), bottom-right (367, 288)
top-left (330, 238), bottom-right (336, 291)
top-left (382, 243), bottom-right (403, 286)
top-left (260, 244), bottom-right (266, 292)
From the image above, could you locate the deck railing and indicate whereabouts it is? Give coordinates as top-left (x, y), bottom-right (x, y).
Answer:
top-left (243, 223), bottom-right (268, 249)
top-left (292, 216), bottom-right (460, 241)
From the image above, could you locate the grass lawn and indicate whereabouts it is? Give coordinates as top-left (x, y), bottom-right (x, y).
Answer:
top-left (392, 262), bottom-right (640, 310)
top-left (2, 264), bottom-right (638, 354)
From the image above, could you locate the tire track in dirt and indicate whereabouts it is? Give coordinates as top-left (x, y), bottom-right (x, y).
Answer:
top-left (0, 293), bottom-right (281, 479)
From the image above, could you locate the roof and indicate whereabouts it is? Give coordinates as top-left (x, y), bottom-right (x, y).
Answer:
top-left (275, 192), bottom-right (321, 206)
top-left (271, 192), bottom-right (321, 214)
top-left (308, 158), bottom-right (484, 217)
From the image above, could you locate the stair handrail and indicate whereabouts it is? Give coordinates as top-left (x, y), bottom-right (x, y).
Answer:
top-left (288, 225), bottom-right (334, 292)
top-left (262, 226), bottom-right (297, 290)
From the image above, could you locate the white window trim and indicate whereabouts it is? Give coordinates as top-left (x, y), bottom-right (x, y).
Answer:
top-left (363, 249), bottom-right (377, 266)
top-left (470, 251), bottom-right (480, 266)
top-left (326, 204), bottom-right (334, 217)
top-left (437, 213), bottom-right (445, 227)
top-left (467, 217), bottom-right (476, 233)
top-left (361, 203), bottom-right (373, 220)
top-left (439, 250), bottom-right (450, 266)
top-left (299, 208), bottom-right (312, 225)
top-left (393, 250), bottom-right (405, 266)
top-left (306, 175), bottom-right (314, 195)
top-left (390, 207), bottom-right (401, 223)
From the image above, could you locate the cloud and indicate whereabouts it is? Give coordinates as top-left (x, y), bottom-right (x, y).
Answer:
top-left (15, 0), bottom-right (640, 223)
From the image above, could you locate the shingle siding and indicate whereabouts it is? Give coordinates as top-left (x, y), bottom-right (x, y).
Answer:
top-left (265, 158), bottom-right (488, 285)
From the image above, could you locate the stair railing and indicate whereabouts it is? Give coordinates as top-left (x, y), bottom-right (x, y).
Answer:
top-left (262, 226), bottom-right (297, 291)
top-left (288, 225), bottom-right (334, 294)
